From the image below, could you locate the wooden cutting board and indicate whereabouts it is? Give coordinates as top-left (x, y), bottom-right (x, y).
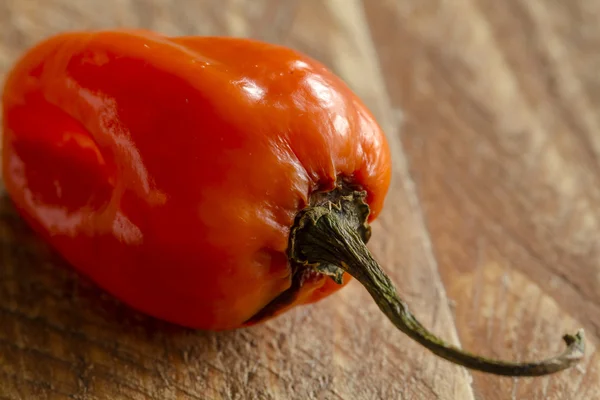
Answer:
top-left (1, 0), bottom-right (599, 399)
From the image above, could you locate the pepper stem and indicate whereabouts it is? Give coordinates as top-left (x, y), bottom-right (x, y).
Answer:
top-left (289, 188), bottom-right (585, 376)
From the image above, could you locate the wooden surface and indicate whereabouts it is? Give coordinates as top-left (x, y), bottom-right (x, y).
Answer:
top-left (1, 0), bottom-right (600, 399)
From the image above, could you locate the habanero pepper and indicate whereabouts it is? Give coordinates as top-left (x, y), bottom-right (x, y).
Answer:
top-left (1, 29), bottom-right (584, 376)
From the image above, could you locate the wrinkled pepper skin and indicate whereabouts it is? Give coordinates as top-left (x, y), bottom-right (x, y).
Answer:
top-left (2, 30), bottom-right (391, 330)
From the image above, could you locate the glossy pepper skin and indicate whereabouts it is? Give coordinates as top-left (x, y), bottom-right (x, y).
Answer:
top-left (2, 30), bottom-right (391, 330)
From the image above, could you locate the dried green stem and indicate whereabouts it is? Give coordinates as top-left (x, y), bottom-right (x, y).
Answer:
top-left (289, 189), bottom-right (585, 376)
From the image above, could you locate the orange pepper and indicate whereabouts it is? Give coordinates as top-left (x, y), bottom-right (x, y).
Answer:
top-left (1, 30), bottom-right (584, 376)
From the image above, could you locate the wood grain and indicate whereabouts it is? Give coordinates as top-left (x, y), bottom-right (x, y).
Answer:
top-left (0, 0), bottom-right (598, 399)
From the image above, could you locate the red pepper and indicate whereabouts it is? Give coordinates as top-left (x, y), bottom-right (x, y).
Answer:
top-left (2, 29), bottom-right (584, 376)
